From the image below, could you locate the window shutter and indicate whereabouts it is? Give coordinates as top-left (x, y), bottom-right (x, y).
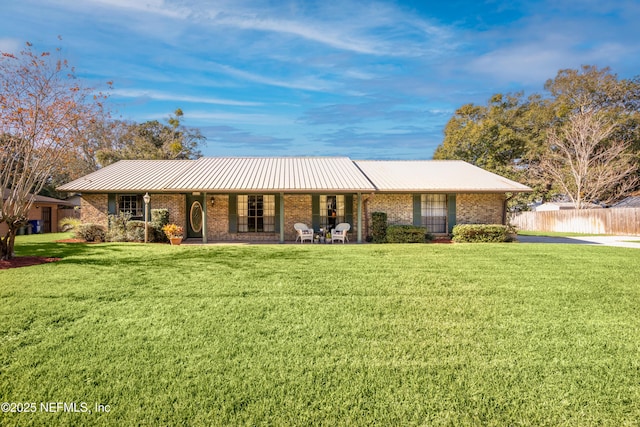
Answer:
top-left (311, 195), bottom-right (320, 231)
top-left (228, 194), bottom-right (238, 233)
top-left (344, 194), bottom-right (353, 226)
top-left (447, 194), bottom-right (457, 233)
top-left (108, 194), bottom-right (116, 215)
top-left (413, 194), bottom-right (422, 226)
top-left (274, 194), bottom-right (281, 233)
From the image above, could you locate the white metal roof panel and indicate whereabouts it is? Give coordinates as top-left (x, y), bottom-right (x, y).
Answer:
top-left (165, 157), bottom-right (376, 191)
top-left (57, 160), bottom-right (195, 192)
top-left (354, 160), bottom-right (532, 193)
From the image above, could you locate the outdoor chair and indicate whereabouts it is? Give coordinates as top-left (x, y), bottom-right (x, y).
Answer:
top-left (294, 223), bottom-right (314, 243)
top-left (331, 223), bottom-right (350, 243)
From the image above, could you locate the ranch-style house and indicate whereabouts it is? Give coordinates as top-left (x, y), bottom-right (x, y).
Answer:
top-left (58, 157), bottom-right (532, 243)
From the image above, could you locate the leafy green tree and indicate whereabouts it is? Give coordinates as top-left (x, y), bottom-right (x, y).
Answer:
top-left (96, 109), bottom-right (204, 166)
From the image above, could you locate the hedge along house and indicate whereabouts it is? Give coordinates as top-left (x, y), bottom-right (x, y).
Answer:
top-left (57, 157), bottom-right (531, 243)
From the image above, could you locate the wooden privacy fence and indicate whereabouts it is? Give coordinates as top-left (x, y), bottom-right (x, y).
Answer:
top-left (510, 208), bottom-right (640, 236)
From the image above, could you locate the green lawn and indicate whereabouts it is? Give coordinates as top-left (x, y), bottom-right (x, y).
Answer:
top-left (1, 234), bottom-right (639, 426)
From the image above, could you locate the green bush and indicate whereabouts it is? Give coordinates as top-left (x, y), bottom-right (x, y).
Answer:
top-left (151, 209), bottom-right (169, 226)
top-left (126, 220), bottom-right (146, 242)
top-left (150, 209), bottom-right (170, 243)
top-left (58, 217), bottom-right (81, 232)
top-left (75, 223), bottom-right (106, 242)
top-left (386, 225), bottom-right (431, 243)
top-left (106, 212), bottom-right (130, 242)
top-left (452, 224), bottom-right (513, 243)
top-left (371, 212), bottom-right (388, 243)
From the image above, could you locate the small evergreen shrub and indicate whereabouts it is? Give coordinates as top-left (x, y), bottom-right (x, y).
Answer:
top-left (371, 212), bottom-right (388, 243)
top-left (106, 212), bottom-right (131, 242)
top-left (58, 217), bottom-right (81, 232)
top-left (126, 220), bottom-right (146, 242)
top-left (452, 224), bottom-right (512, 243)
top-left (386, 225), bottom-right (430, 243)
top-left (151, 209), bottom-right (170, 243)
top-left (75, 224), bottom-right (106, 242)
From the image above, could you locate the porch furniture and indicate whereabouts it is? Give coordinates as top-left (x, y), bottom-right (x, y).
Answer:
top-left (331, 223), bottom-right (351, 243)
top-left (294, 223), bottom-right (314, 243)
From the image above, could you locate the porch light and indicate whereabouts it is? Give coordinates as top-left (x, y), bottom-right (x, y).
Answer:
top-left (143, 193), bottom-right (151, 243)
top-left (210, 196), bottom-right (215, 206)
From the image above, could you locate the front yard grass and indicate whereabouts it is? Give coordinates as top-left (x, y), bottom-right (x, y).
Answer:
top-left (1, 234), bottom-right (639, 426)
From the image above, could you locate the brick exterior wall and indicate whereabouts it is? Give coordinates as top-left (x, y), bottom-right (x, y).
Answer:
top-left (80, 192), bottom-right (505, 241)
top-left (81, 193), bottom-right (187, 229)
top-left (150, 194), bottom-right (186, 229)
top-left (81, 194), bottom-right (109, 228)
top-left (456, 193), bottom-right (505, 225)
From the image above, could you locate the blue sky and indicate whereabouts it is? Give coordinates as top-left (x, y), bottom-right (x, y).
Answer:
top-left (2, 0), bottom-right (639, 159)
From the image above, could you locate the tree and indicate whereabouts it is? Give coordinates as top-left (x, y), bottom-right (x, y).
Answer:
top-left (0, 42), bottom-right (107, 260)
top-left (541, 109), bottom-right (638, 208)
top-left (96, 109), bottom-right (204, 166)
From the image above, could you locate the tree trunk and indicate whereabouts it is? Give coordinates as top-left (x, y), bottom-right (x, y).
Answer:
top-left (1, 229), bottom-right (17, 260)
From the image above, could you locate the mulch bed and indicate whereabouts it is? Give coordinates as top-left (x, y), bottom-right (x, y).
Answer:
top-left (0, 256), bottom-right (61, 270)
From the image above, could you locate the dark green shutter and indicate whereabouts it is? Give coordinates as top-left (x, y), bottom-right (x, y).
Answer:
top-left (228, 194), bottom-right (238, 233)
top-left (274, 194), bottom-right (281, 233)
top-left (413, 194), bottom-right (422, 226)
top-left (447, 194), bottom-right (457, 234)
top-left (311, 195), bottom-right (320, 231)
top-left (344, 194), bottom-right (353, 226)
top-left (108, 194), bottom-right (116, 215)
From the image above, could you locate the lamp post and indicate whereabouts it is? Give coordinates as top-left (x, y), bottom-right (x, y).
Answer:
top-left (143, 192), bottom-right (151, 243)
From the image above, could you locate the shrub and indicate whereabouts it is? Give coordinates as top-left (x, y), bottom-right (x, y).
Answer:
top-left (106, 212), bottom-right (130, 242)
top-left (371, 212), bottom-right (388, 243)
top-left (386, 225), bottom-right (430, 243)
top-left (151, 209), bottom-right (169, 226)
top-left (452, 224), bottom-right (512, 243)
top-left (58, 217), bottom-right (81, 232)
top-left (75, 223), bottom-right (106, 242)
top-left (126, 220), bottom-right (146, 242)
top-left (151, 209), bottom-right (170, 243)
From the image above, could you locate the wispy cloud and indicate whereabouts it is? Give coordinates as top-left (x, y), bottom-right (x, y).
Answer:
top-left (110, 88), bottom-right (263, 107)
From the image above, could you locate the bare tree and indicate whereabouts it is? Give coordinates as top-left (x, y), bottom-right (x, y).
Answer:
top-left (541, 109), bottom-right (639, 208)
top-left (0, 42), bottom-right (107, 259)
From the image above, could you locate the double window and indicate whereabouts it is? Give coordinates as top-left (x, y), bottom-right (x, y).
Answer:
top-left (319, 195), bottom-right (345, 230)
top-left (421, 194), bottom-right (447, 233)
top-left (118, 195), bottom-right (143, 219)
top-left (238, 195), bottom-right (275, 232)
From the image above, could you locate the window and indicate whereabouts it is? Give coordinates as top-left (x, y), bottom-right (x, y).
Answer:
top-left (421, 194), bottom-right (447, 233)
top-left (118, 195), bottom-right (143, 219)
top-left (238, 195), bottom-right (275, 232)
top-left (320, 195), bottom-right (344, 230)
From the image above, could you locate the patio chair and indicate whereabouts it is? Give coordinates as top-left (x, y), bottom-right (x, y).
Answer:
top-left (294, 223), bottom-right (314, 243)
top-left (331, 223), bottom-right (350, 243)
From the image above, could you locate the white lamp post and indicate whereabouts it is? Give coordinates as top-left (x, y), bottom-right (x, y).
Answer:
top-left (143, 192), bottom-right (151, 243)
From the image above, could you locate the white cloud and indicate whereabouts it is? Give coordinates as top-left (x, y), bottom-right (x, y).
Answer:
top-left (110, 88), bottom-right (263, 106)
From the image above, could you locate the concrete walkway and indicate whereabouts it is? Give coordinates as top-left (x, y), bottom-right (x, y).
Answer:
top-left (517, 235), bottom-right (640, 249)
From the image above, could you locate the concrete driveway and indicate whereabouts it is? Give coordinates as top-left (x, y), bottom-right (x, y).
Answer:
top-left (517, 235), bottom-right (640, 249)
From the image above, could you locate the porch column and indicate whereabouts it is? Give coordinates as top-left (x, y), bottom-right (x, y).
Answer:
top-left (202, 192), bottom-right (208, 244)
top-left (279, 192), bottom-right (285, 243)
top-left (357, 192), bottom-right (363, 243)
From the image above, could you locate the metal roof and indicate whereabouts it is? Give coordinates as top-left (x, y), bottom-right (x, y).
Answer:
top-left (354, 160), bottom-right (532, 193)
top-left (57, 157), bottom-right (532, 193)
top-left (165, 157), bottom-right (376, 192)
top-left (57, 160), bottom-right (195, 192)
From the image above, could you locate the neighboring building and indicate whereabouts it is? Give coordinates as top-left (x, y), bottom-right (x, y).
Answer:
top-left (57, 157), bottom-right (532, 243)
top-left (1, 189), bottom-right (76, 235)
top-left (612, 192), bottom-right (640, 208)
top-left (535, 202), bottom-right (603, 211)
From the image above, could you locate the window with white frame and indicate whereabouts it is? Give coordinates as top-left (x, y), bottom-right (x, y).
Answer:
top-left (118, 194), bottom-right (143, 219)
top-left (320, 195), bottom-right (344, 230)
top-left (238, 195), bottom-right (275, 232)
top-left (421, 194), bottom-right (447, 233)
